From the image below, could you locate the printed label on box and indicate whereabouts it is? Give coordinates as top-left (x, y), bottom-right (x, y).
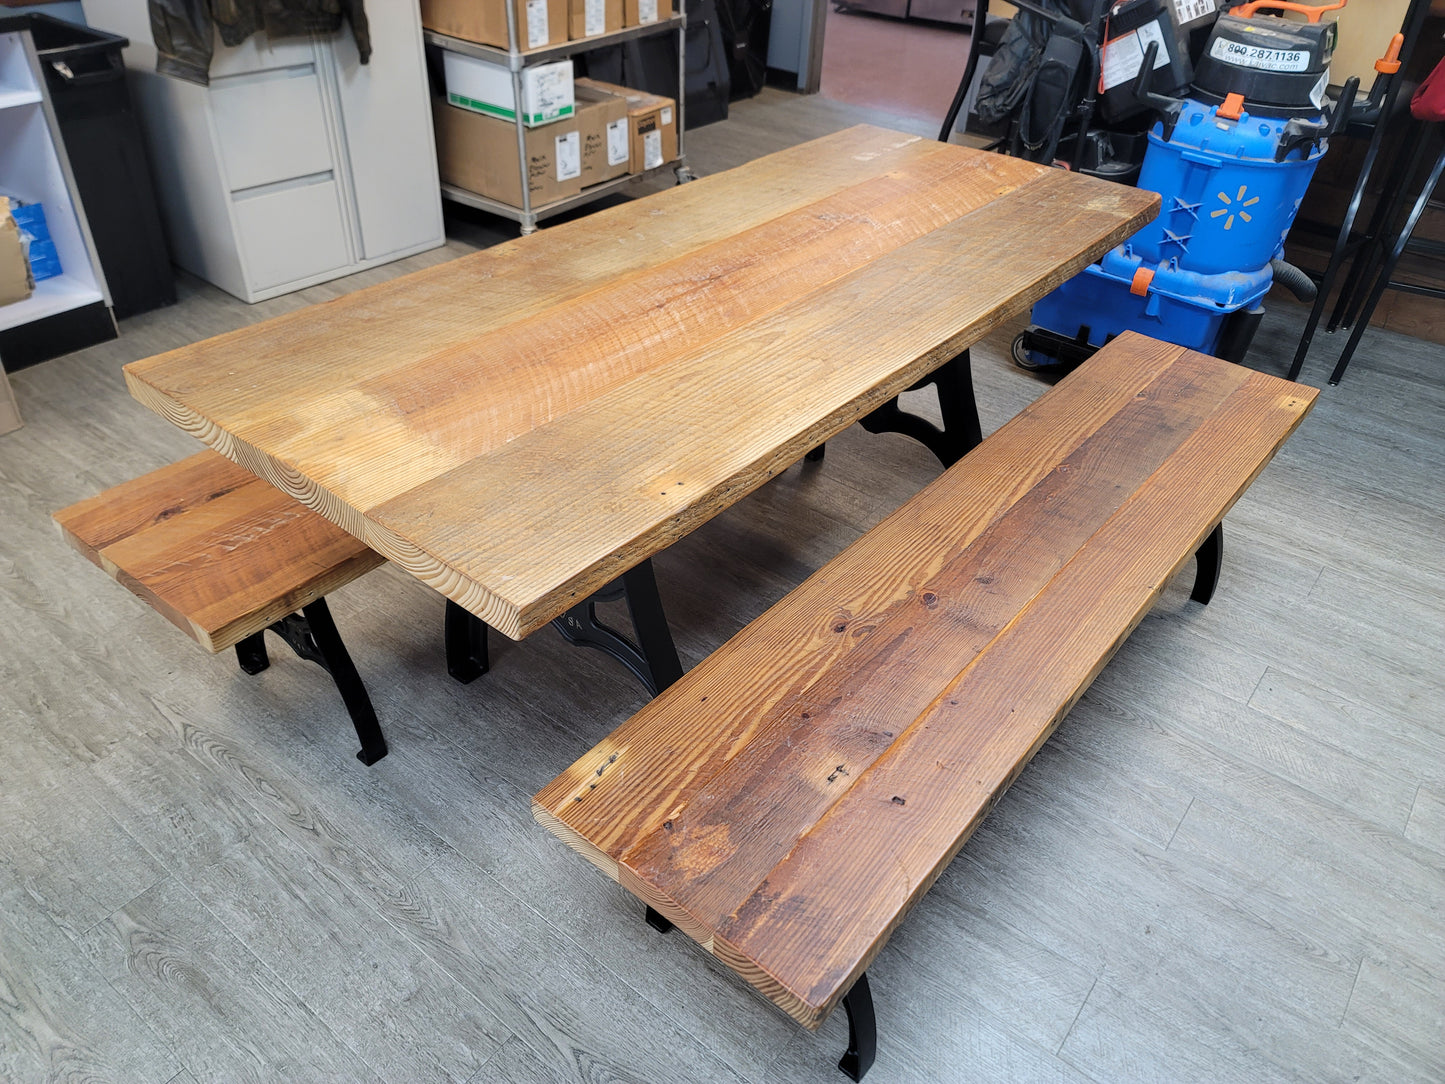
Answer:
top-left (585, 0), bottom-right (606, 36)
top-left (526, 0), bottom-right (549, 47)
top-left (531, 65), bottom-right (572, 120)
top-left (1101, 22), bottom-right (1168, 91)
top-left (643, 128), bottom-right (662, 169)
top-left (556, 130), bottom-right (581, 181)
top-left (607, 118), bottom-right (629, 166)
top-left (1172, 0), bottom-right (1216, 23)
top-left (639, 0), bottom-right (658, 21)
top-left (661, 106), bottom-right (673, 125)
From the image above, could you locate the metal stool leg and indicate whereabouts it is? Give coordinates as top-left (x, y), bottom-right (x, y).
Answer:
top-left (1191, 522), bottom-right (1224, 605)
top-left (838, 972), bottom-right (877, 1081)
top-left (445, 598), bottom-right (489, 683)
top-left (1329, 141), bottom-right (1445, 386)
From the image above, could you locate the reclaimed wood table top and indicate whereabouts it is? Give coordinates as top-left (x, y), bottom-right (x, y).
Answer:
top-left (125, 125), bottom-right (1158, 640)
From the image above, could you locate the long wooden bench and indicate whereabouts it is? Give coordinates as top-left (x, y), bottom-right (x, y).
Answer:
top-left (54, 450), bottom-right (397, 763)
top-left (533, 333), bottom-right (1317, 1079)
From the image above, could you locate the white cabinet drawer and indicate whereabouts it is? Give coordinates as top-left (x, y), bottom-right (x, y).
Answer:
top-left (209, 35), bottom-right (317, 79)
top-left (232, 177), bottom-right (351, 292)
top-left (213, 67), bottom-right (332, 192)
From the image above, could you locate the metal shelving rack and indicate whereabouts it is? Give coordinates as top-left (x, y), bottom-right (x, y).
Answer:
top-left (424, 12), bottom-right (692, 234)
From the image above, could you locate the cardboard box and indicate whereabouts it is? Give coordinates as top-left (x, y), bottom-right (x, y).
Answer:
top-left (0, 198), bottom-right (34, 309)
top-left (624, 0), bottom-right (671, 26)
top-left (576, 78), bottom-right (677, 173)
top-left (442, 51), bottom-right (575, 127)
top-left (433, 99), bottom-right (584, 208)
top-left (569, 0), bottom-right (624, 38)
top-left (421, 0), bottom-right (569, 49)
top-left (443, 51), bottom-right (575, 127)
top-left (576, 83), bottom-right (630, 185)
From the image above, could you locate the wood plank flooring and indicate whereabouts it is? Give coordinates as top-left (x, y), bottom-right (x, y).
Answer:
top-left (0, 89), bottom-right (1441, 1083)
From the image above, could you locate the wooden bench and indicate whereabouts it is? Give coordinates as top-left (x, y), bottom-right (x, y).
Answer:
top-left (53, 450), bottom-right (400, 763)
top-left (532, 333), bottom-right (1318, 1079)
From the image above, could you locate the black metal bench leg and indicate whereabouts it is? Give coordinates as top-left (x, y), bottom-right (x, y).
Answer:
top-left (445, 599), bottom-right (490, 683)
top-left (645, 906), bottom-right (674, 933)
top-left (1191, 523), bottom-right (1223, 605)
top-left (255, 599), bottom-right (386, 765)
top-left (235, 632), bottom-right (269, 675)
top-left (805, 444), bottom-right (826, 462)
top-left (552, 558), bottom-right (684, 697)
top-left (839, 972), bottom-right (877, 1081)
top-left (859, 350), bottom-right (980, 468)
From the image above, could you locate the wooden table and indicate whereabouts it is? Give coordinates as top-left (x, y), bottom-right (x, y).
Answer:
top-left (125, 126), bottom-right (1157, 679)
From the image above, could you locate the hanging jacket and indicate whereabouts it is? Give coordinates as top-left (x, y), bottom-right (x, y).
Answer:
top-left (149, 0), bottom-right (371, 86)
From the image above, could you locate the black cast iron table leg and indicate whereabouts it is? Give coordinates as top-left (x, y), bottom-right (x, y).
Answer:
top-left (444, 598), bottom-right (490, 684)
top-left (1191, 522), bottom-right (1223, 605)
top-left (238, 599), bottom-right (386, 765)
top-left (839, 972), bottom-right (878, 1081)
top-left (860, 350), bottom-right (982, 468)
top-left (552, 558), bottom-right (684, 697)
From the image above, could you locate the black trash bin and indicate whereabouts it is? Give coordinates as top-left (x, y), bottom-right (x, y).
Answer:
top-left (26, 14), bottom-right (174, 319)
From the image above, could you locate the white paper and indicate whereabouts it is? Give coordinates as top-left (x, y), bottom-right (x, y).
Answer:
top-left (585, 0), bottom-right (606, 37)
top-left (1101, 23), bottom-right (1168, 92)
top-left (526, 0), bottom-right (549, 47)
top-left (607, 119), bottom-right (630, 166)
top-left (643, 128), bottom-right (662, 169)
top-left (639, 0), bottom-right (659, 22)
top-left (1310, 70), bottom-right (1328, 110)
top-left (1209, 37), bottom-right (1310, 73)
top-left (661, 106), bottom-right (673, 126)
top-left (555, 131), bottom-right (581, 181)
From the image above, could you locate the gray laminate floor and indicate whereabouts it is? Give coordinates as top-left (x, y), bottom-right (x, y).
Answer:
top-left (1, 89), bottom-right (1442, 1084)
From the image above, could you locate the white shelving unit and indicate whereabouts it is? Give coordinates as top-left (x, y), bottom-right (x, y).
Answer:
top-left (0, 26), bottom-right (111, 348)
top-left (425, 14), bottom-right (692, 234)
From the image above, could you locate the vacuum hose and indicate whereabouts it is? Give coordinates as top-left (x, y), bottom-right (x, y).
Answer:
top-left (1270, 258), bottom-right (1319, 302)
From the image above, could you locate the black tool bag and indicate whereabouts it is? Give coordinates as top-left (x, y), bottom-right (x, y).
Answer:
top-left (976, 0), bottom-right (1092, 126)
top-left (1018, 16), bottom-right (1088, 162)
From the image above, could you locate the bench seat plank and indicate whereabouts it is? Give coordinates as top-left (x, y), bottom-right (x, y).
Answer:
top-left (534, 334), bottom-right (1317, 1030)
top-left (55, 451), bottom-right (384, 653)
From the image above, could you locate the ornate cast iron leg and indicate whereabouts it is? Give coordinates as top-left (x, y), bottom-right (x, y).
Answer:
top-left (250, 599), bottom-right (387, 765)
top-left (839, 972), bottom-right (877, 1081)
top-left (1191, 523), bottom-right (1224, 605)
top-left (859, 350), bottom-right (982, 468)
top-left (645, 907), bottom-right (674, 933)
top-left (235, 632), bottom-right (269, 675)
top-left (552, 558), bottom-right (684, 697)
top-left (445, 599), bottom-right (490, 684)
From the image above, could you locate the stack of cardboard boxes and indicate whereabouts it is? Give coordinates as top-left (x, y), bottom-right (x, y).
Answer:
top-left (423, 0), bottom-right (678, 211)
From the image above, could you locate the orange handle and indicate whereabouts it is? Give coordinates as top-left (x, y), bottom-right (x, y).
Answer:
top-left (1231, 0), bottom-right (1346, 22)
top-left (1376, 32), bottom-right (1404, 74)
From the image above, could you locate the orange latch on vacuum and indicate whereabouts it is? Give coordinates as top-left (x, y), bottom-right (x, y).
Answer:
top-left (1217, 92), bottom-right (1247, 120)
top-left (1231, 0), bottom-right (1346, 22)
top-left (1376, 32), bottom-right (1404, 75)
top-left (1130, 266), bottom-right (1155, 297)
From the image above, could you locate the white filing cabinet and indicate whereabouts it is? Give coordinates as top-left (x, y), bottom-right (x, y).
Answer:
top-left (83, 0), bottom-right (444, 303)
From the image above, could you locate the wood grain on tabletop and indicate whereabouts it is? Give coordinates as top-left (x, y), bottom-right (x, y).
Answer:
top-left (53, 451), bottom-right (383, 653)
top-left (534, 334), bottom-right (1318, 1029)
top-left (123, 125), bottom-right (1160, 639)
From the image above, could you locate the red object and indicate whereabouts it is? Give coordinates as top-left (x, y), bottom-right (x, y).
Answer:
top-left (1411, 57), bottom-right (1445, 122)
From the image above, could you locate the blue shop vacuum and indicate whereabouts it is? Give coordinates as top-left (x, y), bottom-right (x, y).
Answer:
top-left (1015, 0), bottom-right (1363, 370)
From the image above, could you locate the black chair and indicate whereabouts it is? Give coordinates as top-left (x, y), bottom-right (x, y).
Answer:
top-left (1286, 0), bottom-right (1435, 381)
top-left (1323, 117), bottom-right (1445, 385)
